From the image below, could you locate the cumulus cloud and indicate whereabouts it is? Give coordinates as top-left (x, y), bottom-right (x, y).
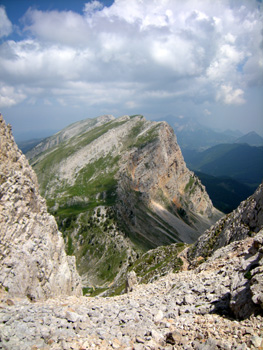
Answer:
top-left (0, 83), bottom-right (26, 107)
top-left (23, 9), bottom-right (91, 46)
top-left (83, 1), bottom-right (103, 16)
top-left (216, 84), bottom-right (245, 105)
top-left (0, 7), bottom-right (12, 38)
top-left (0, 0), bottom-right (262, 114)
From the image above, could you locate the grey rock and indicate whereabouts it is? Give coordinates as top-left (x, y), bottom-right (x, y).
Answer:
top-left (126, 270), bottom-right (138, 293)
top-left (0, 114), bottom-right (82, 300)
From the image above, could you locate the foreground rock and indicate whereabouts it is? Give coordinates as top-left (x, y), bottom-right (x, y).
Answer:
top-left (0, 114), bottom-right (82, 300)
top-left (190, 183), bottom-right (263, 259)
top-left (1, 231), bottom-right (262, 349)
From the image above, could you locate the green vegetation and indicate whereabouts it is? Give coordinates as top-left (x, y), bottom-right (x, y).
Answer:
top-left (183, 143), bottom-right (263, 187)
top-left (31, 114), bottom-right (194, 295)
top-left (128, 243), bottom-right (185, 284)
top-left (184, 176), bottom-right (195, 192)
top-left (133, 125), bottom-right (159, 149)
top-left (194, 171), bottom-right (255, 213)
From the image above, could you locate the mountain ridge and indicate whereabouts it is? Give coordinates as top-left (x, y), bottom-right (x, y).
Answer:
top-left (27, 114), bottom-right (222, 291)
top-left (182, 143), bottom-right (263, 187)
top-left (235, 131), bottom-right (263, 146)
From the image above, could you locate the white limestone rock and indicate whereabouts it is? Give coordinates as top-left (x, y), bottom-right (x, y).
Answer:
top-left (0, 114), bottom-right (82, 299)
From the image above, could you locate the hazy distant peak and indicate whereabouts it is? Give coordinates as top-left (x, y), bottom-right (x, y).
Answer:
top-left (235, 131), bottom-right (263, 146)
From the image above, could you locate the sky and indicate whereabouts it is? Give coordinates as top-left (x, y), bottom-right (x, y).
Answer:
top-left (0, 0), bottom-right (262, 140)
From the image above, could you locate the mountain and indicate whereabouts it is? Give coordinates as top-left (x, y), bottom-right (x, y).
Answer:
top-left (235, 131), bottom-right (263, 146)
top-left (27, 114), bottom-right (222, 292)
top-left (189, 183), bottom-right (263, 261)
top-left (223, 128), bottom-right (243, 138)
top-left (194, 171), bottom-right (255, 213)
top-left (1, 180), bottom-right (262, 349)
top-left (17, 137), bottom-right (45, 154)
top-left (26, 114), bottom-right (115, 159)
top-left (0, 114), bottom-right (82, 300)
top-left (182, 143), bottom-right (263, 187)
top-left (157, 115), bottom-right (240, 151)
top-left (1, 114), bottom-right (262, 349)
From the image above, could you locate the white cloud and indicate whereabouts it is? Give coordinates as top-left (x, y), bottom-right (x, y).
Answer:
top-left (0, 0), bottom-right (262, 114)
top-left (23, 9), bottom-right (91, 46)
top-left (0, 7), bottom-right (12, 38)
top-left (216, 84), bottom-right (245, 105)
top-left (0, 83), bottom-right (26, 107)
top-left (83, 1), bottom-right (103, 16)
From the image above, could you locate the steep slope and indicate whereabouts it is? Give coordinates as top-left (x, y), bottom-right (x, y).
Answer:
top-left (28, 114), bottom-right (221, 290)
top-left (1, 231), bottom-right (262, 349)
top-left (26, 114), bottom-right (115, 160)
top-left (0, 114), bottom-right (82, 300)
top-left (194, 171), bottom-right (255, 213)
top-left (189, 183), bottom-right (263, 260)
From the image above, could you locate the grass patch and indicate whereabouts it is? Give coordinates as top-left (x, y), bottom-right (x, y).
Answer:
top-left (185, 176), bottom-right (195, 192)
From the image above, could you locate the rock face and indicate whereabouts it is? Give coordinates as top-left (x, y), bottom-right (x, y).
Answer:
top-left (0, 117), bottom-right (262, 348)
top-left (116, 120), bottom-right (221, 246)
top-left (188, 182), bottom-right (263, 320)
top-left (27, 114), bottom-right (221, 291)
top-left (0, 114), bottom-right (82, 299)
top-left (190, 183), bottom-right (263, 259)
top-left (0, 231), bottom-right (262, 349)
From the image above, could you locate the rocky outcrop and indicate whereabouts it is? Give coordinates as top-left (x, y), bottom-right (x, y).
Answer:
top-left (197, 230), bottom-right (263, 319)
top-left (0, 231), bottom-right (262, 349)
top-left (189, 183), bottom-right (263, 259)
top-left (0, 114), bottom-right (82, 299)
top-left (117, 121), bottom-right (221, 240)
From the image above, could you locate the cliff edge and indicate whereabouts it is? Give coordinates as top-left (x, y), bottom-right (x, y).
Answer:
top-left (0, 114), bottom-right (82, 300)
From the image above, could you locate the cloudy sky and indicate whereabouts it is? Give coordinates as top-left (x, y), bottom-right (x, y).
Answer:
top-left (0, 0), bottom-right (262, 140)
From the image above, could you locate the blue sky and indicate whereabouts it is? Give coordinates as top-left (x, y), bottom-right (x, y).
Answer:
top-left (0, 0), bottom-right (262, 140)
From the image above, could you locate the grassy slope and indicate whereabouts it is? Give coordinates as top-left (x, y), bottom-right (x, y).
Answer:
top-left (31, 116), bottom-right (169, 291)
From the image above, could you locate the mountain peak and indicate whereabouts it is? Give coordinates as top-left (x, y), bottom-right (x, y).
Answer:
top-left (235, 131), bottom-right (263, 146)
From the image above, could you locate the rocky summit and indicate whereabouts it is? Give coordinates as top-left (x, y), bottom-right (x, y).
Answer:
top-left (0, 114), bottom-right (82, 300)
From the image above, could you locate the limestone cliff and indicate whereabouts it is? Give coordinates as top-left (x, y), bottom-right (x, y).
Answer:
top-left (28, 114), bottom-right (221, 291)
top-left (116, 121), bottom-right (221, 246)
top-left (0, 114), bottom-right (82, 299)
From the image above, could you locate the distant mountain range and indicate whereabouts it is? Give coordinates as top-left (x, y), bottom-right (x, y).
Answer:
top-left (193, 172), bottom-right (255, 213)
top-left (157, 115), bottom-right (263, 150)
top-left (182, 143), bottom-right (263, 213)
top-left (234, 131), bottom-right (263, 146)
top-left (182, 143), bottom-right (263, 187)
